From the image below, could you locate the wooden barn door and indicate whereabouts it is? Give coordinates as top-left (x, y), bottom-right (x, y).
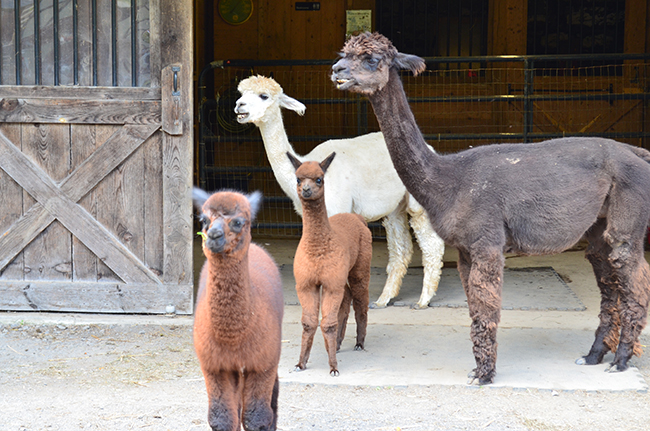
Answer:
top-left (0, 0), bottom-right (194, 314)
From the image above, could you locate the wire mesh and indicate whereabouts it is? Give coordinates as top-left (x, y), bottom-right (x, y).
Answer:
top-left (198, 56), bottom-right (649, 239)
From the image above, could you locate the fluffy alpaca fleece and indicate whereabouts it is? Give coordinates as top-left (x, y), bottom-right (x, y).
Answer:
top-left (235, 74), bottom-right (445, 309)
top-left (332, 31), bottom-right (650, 385)
top-left (192, 188), bottom-right (284, 431)
top-left (289, 152), bottom-right (372, 376)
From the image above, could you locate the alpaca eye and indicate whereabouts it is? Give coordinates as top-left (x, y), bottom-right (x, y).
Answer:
top-left (365, 57), bottom-right (380, 70)
top-left (260, 94), bottom-right (269, 100)
top-left (230, 218), bottom-right (244, 232)
top-left (296, 178), bottom-right (301, 185)
top-left (316, 178), bottom-right (322, 185)
top-left (198, 214), bottom-right (208, 229)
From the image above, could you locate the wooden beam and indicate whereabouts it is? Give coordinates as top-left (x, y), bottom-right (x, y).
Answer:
top-left (0, 98), bottom-right (161, 124)
top-left (0, 86), bottom-right (161, 100)
top-left (0, 280), bottom-right (192, 314)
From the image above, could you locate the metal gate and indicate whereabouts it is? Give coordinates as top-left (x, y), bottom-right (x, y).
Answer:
top-left (198, 54), bottom-right (650, 238)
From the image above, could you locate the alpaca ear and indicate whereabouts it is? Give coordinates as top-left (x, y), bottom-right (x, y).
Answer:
top-left (287, 152), bottom-right (302, 171)
top-left (279, 94), bottom-right (306, 116)
top-left (247, 191), bottom-right (263, 221)
top-left (394, 53), bottom-right (426, 76)
top-left (320, 152), bottom-right (336, 174)
top-left (192, 187), bottom-right (210, 212)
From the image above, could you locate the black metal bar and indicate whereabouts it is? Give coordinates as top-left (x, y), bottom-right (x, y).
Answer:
top-left (523, 58), bottom-right (533, 143)
top-left (92, 0), bottom-right (97, 85)
top-left (131, 0), bottom-right (137, 86)
top-left (73, 0), bottom-right (78, 85)
top-left (14, 0), bottom-right (21, 85)
top-left (53, 0), bottom-right (59, 85)
top-left (34, 0), bottom-right (40, 85)
top-left (111, 0), bottom-right (117, 86)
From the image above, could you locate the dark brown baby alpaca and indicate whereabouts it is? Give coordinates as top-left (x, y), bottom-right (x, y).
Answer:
top-left (289, 152), bottom-right (372, 376)
top-left (192, 188), bottom-right (284, 431)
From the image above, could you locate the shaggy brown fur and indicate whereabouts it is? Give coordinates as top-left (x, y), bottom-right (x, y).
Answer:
top-left (332, 32), bottom-right (650, 385)
top-left (192, 188), bottom-right (284, 431)
top-left (289, 152), bottom-right (372, 376)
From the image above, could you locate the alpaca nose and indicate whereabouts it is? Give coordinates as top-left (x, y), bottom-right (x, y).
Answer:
top-left (234, 101), bottom-right (244, 112)
top-left (332, 61), bottom-right (346, 73)
top-left (207, 223), bottom-right (224, 240)
top-left (301, 185), bottom-right (312, 198)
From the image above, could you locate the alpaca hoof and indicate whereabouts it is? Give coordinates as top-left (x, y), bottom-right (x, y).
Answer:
top-left (605, 362), bottom-right (628, 373)
top-left (293, 364), bottom-right (306, 372)
top-left (466, 369), bottom-right (493, 385)
top-left (330, 369), bottom-right (340, 377)
top-left (410, 302), bottom-right (429, 310)
top-left (370, 301), bottom-right (388, 309)
top-left (354, 343), bottom-right (364, 351)
top-left (575, 357), bottom-right (587, 365)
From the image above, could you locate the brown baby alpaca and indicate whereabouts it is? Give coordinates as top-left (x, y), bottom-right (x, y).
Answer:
top-left (289, 152), bottom-right (372, 376)
top-left (192, 188), bottom-right (284, 431)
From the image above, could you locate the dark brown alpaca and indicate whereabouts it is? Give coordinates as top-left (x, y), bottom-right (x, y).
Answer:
top-left (192, 188), bottom-right (284, 430)
top-left (332, 32), bottom-right (650, 385)
top-left (289, 152), bottom-right (372, 376)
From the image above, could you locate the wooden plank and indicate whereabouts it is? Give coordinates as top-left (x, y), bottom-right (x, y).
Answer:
top-left (0, 280), bottom-right (193, 314)
top-left (143, 131), bottom-right (164, 277)
top-left (162, 134), bottom-right (193, 286)
top-left (160, 0), bottom-right (194, 290)
top-left (96, 0), bottom-right (113, 86)
top-left (0, 98), bottom-right (161, 124)
top-left (0, 124), bottom-right (24, 279)
top-left (0, 4), bottom-right (17, 85)
top-left (21, 124), bottom-right (72, 282)
top-left (76, 0), bottom-right (94, 86)
top-left (0, 86), bottom-right (161, 99)
top-left (110, 133), bottom-right (146, 268)
top-left (94, 125), bottom-right (123, 283)
top-left (136, 0), bottom-right (152, 86)
top-left (71, 124), bottom-right (100, 281)
top-left (149, 0), bottom-right (162, 88)
top-left (0, 128), bottom-right (162, 284)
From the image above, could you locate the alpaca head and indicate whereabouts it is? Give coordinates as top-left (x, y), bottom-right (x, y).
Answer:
top-left (331, 32), bottom-right (426, 95)
top-left (192, 188), bottom-right (262, 256)
top-left (287, 152), bottom-right (336, 202)
top-left (235, 75), bottom-right (306, 124)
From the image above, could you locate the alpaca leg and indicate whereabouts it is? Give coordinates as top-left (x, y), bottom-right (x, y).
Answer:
top-left (606, 242), bottom-right (650, 372)
top-left (348, 241), bottom-right (372, 350)
top-left (204, 370), bottom-right (242, 431)
top-left (464, 247), bottom-right (504, 385)
top-left (373, 207), bottom-right (413, 308)
top-left (337, 286), bottom-right (352, 351)
top-left (320, 284), bottom-right (347, 376)
top-left (242, 369), bottom-right (279, 431)
top-left (408, 200), bottom-right (445, 309)
top-left (295, 286), bottom-right (320, 371)
top-left (579, 219), bottom-right (621, 366)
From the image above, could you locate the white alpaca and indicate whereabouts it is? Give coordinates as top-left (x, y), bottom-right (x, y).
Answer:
top-left (234, 75), bottom-right (445, 308)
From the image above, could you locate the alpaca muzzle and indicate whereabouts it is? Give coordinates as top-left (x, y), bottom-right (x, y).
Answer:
top-left (206, 223), bottom-right (227, 253)
top-left (301, 186), bottom-right (313, 198)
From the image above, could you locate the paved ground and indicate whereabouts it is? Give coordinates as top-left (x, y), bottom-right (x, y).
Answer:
top-left (2, 239), bottom-right (649, 430)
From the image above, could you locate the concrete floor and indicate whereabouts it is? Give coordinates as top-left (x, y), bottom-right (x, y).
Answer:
top-left (246, 237), bottom-right (649, 392)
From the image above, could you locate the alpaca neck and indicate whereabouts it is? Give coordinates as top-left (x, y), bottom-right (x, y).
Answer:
top-left (255, 110), bottom-right (302, 211)
top-left (204, 252), bottom-right (253, 341)
top-left (368, 68), bottom-right (450, 215)
top-left (300, 198), bottom-right (333, 248)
